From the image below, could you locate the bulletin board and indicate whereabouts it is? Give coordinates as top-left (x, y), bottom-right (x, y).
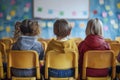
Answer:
top-left (33, 0), bottom-right (89, 19)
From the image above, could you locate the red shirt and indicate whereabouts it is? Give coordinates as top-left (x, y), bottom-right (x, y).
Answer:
top-left (78, 34), bottom-right (110, 78)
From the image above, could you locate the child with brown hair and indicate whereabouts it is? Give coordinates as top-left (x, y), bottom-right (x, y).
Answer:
top-left (12, 19), bottom-right (44, 77)
top-left (46, 19), bottom-right (78, 54)
top-left (45, 19), bottom-right (78, 77)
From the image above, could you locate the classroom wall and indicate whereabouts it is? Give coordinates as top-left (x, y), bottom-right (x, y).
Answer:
top-left (0, 0), bottom-right (120, 40)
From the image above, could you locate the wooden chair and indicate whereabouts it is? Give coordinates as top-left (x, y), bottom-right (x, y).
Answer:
top-left (38, 38), bottom-right (50, 44)
top-left (38, 40), bottom-right (47, 51)
top-left (0, 51), bottom-right (4, 79)
top-left (2, 37), bottom-right (14, 45)
top-left (45, 50), bottom-right (78, 80)
top-left (109, 43), bottom-right (120, 79)
top-left (71, 38), bottom-right (83, 46)
top-left (109, 43), bottom-right (120, 58)
top-left (82, 50), bottom-right (116, 80)
top-left (115, 37), bottom-right (120, 43)
top-left (7, 50), bottom-right (40, 80)
top-left (104, 38), bottom-right (112, 41)
top-left (0, 38), bottom-right (13, 54)
top-left (0, 42), bottom-right (7, 63)
top-left (105, 40), bottom-right (119, 44)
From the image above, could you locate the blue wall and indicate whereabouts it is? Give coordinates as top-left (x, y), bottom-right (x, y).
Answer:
top-left (0, 0), bottom-right (120, 40)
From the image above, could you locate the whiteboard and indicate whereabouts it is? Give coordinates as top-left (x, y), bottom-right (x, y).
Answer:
top-left (33, 0), bottom-right (89, 19)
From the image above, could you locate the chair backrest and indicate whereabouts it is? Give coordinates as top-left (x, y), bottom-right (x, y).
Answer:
top-left (0, 38), bottom-right (13, 53)
top-left (2, 37), bottom-right (14, 44)
top-left (0, 42), bottom-right (7, 63)
top-left (115, 37), bottom-right (120, 43)
top-left (38, 38), bottom-right (50, 44)
top-left (104, 38), bottom-right (112, 41)
top-left (109, 43), bottom-right (120, 57)
top-left (71, 38), bottom-right (83, 46)
top-left (7, 50), bottom-right (40, 79)
top-left (38, 40), bottom-right (47, 51)
top-left (45, 50), bottom-right (78, 79)
top-left (0, 51), bottom-right (4, 79)
top-left (82, 50), bottom-right (116, 80)
top-left (106, 40), bottom-right (119, 44)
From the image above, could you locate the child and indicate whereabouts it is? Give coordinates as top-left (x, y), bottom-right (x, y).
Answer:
top-left (78, 18), bottom-right (110, 80)
top-left (45, 19), bottom-right (78, 77)
top-left (12, 19), bottom-right (44, 77)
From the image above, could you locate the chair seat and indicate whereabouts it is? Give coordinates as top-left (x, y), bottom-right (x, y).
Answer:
top-left (50, 77), bottom-right (74, 80)
top-left (87, 76), bottom-right (111, 80)
top-left (12, 76), bottom-right (36, 80)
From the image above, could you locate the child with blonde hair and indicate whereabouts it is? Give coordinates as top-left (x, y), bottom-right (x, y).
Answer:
top-left (78, 18), bottom-right (110, 80)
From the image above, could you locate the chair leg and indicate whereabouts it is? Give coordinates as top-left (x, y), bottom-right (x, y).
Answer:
top-left (116, 73), bottom-right (119, 80)
top-left (41, 74), bottom-right (45, 80)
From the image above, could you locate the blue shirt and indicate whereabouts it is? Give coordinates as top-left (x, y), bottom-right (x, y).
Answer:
top-left (12, 36), bottom-right (44, 60)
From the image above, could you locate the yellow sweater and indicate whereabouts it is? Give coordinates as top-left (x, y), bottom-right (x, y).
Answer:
top-left (45, 38), bottom-right (78, 55)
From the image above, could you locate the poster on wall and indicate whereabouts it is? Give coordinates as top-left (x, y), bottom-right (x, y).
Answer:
top-left (33, 0), bottom-right (89, 19)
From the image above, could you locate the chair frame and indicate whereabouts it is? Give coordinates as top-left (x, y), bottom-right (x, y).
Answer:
top-left (110, 43), bottom-right (120, 79)
top-left (7, 50), bottom-right (40, 80)
top-left (115, 37), bottom-right (120, 43)
top-left (0, 52), bottom-right (4, 79)
top-left (82, 50), bottom-right (116, 80)
top-left (0, 42), bottom-right (7, 63)
top-left (109, 43), bottom-right (120, 57)
top-left (45, 50), bottom-right (78, 80)
top-left (38, 40), bottom-right (47, 51)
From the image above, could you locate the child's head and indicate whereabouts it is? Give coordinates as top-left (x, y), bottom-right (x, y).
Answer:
top-left (54, 19), bottom-right (72, 38)
top-left (20, 19), bottom-right (40, 36)
top-left (86, 18), bottom-right (103, 36)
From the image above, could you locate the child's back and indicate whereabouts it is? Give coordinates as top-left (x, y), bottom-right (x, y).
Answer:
top-left (46, 19), bottom-right (78, 54)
